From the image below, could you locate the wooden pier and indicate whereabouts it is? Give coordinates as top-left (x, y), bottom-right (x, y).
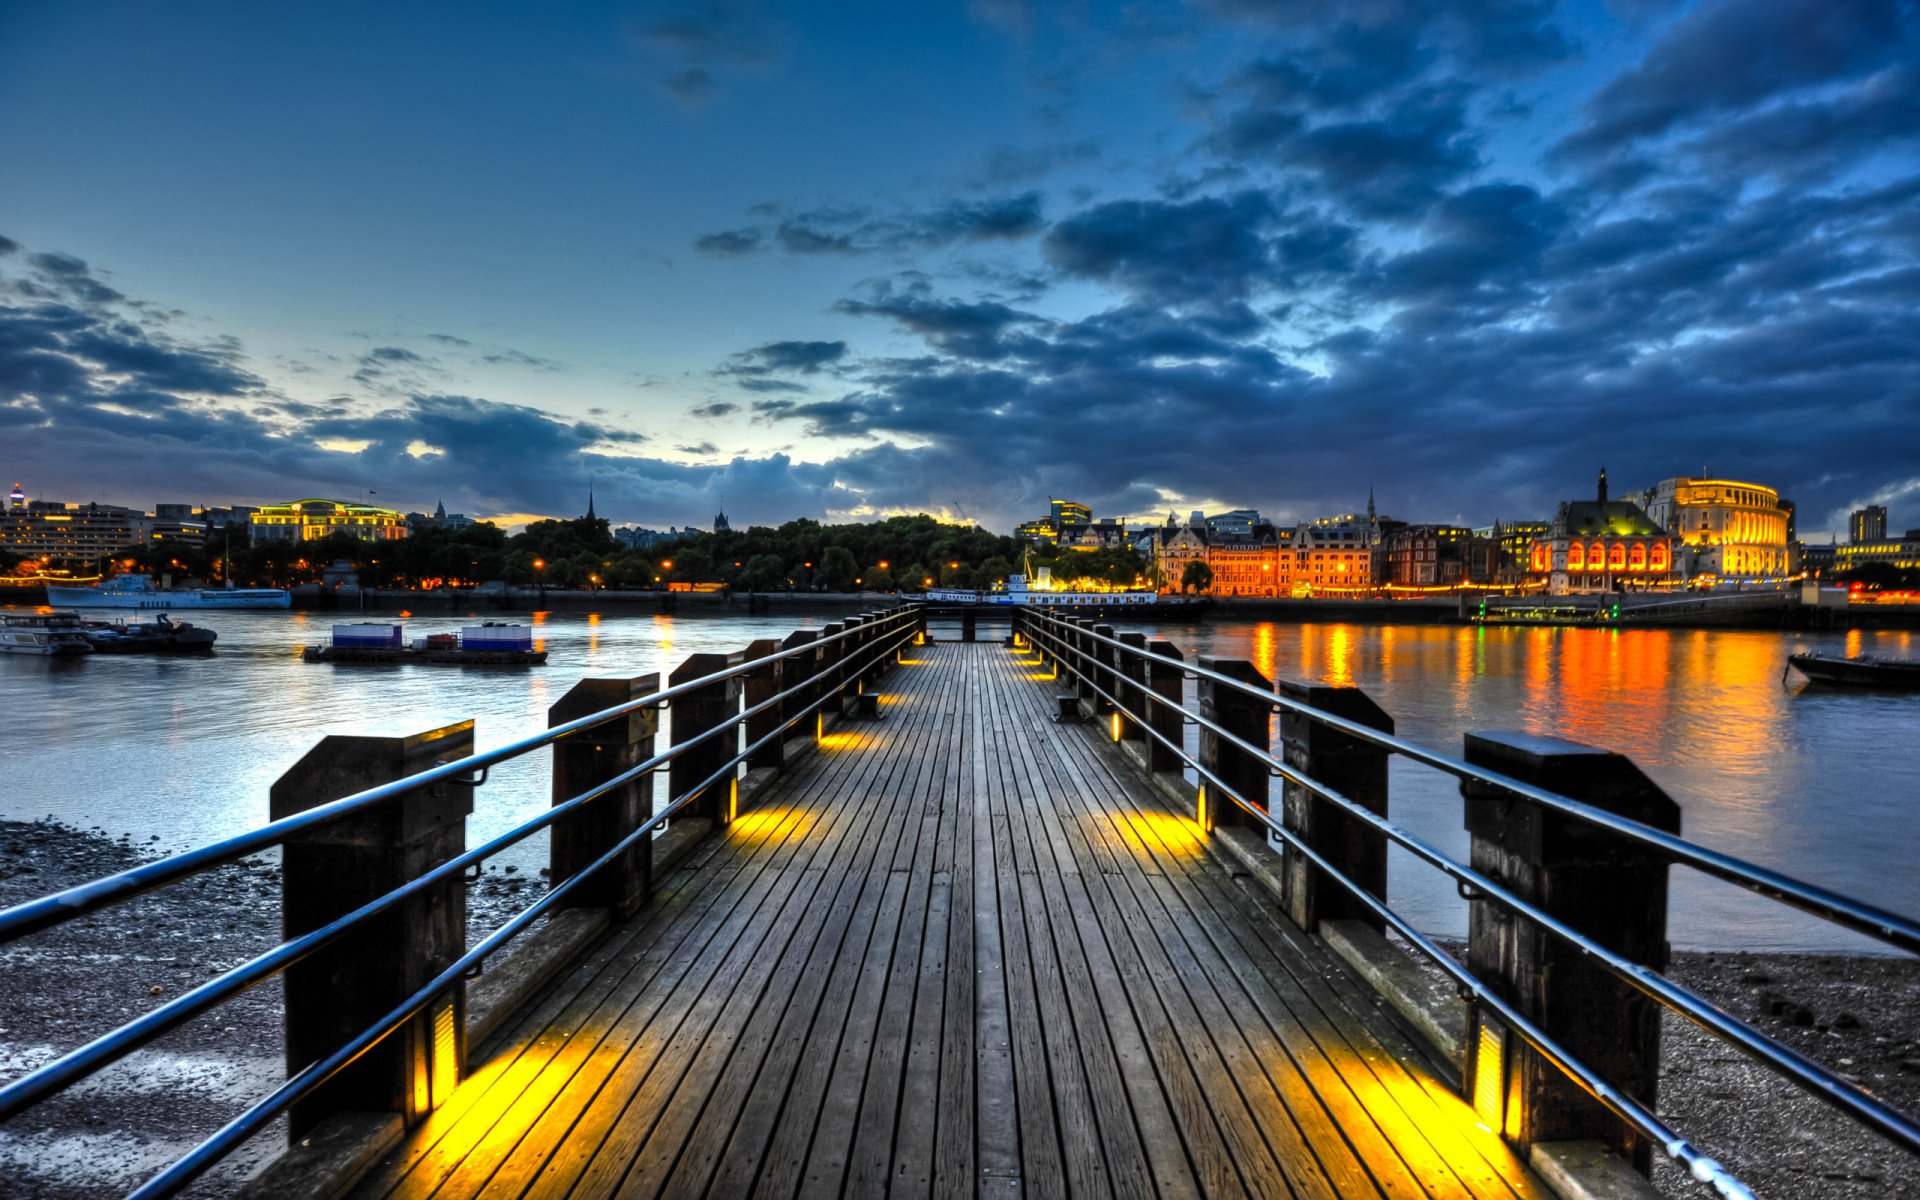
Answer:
top-left (348, 640), bottom-right (1540, 1200)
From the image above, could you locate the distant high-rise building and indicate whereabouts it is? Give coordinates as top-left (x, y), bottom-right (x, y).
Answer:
top-left (1850, 506), bottom-right (1888, 544)
top-left (8, 483), bottom-right (25, 512)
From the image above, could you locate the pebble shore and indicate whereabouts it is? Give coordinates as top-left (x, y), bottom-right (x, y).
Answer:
top-left (3, 819), bottom-right (1916, 1197)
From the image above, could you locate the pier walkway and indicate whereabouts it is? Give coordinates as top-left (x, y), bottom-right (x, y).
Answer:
top-left (351, 640), bottom-right (1541, 1200)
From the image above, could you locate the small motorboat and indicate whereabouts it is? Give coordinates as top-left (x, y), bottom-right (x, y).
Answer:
top-left (1786, 652), bottom-right (1920, 688)
top-left (82, 613), bottom-right (218, 654)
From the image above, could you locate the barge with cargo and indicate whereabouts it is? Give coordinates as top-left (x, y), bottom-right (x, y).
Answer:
top-left (302, 621), bottom-right (546, 665)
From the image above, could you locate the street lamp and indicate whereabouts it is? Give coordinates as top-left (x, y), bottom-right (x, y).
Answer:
top-left (533, 557), bottom-right (546, 604)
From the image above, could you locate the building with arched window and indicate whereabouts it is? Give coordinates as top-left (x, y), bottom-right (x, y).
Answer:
top-left (1637, 477), bottom-right (1793, 581)
top-left (1531, 470), bottom-right (1679, 594)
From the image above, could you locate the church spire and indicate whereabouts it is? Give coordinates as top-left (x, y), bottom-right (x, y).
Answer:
top-left (586, 483), bottom-right (596, 522)
top-left (1597, 466), bottom-right (1609, 504)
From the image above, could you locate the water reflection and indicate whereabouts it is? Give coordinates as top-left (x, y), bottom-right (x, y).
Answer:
top-left (1139, 618), bottom-right (1920, 952)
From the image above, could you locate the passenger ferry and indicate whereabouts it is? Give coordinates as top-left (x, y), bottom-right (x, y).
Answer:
top-left (45, 575), bottom-right (292, 610)
top-left (925, 571), bottom-right (1209, 619)
top-left (0, 611), bottom-right (95, 656)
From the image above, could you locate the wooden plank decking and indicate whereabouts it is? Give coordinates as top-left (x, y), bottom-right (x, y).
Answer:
top-left (353, 640), bottom-right (1549, 1199)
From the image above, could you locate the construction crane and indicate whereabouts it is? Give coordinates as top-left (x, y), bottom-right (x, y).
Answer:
top-left (951, 499), bottom-right (972, 525)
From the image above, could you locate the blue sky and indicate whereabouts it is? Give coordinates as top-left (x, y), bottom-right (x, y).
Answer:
top-left (2, 0), bottom-right (1916, 536)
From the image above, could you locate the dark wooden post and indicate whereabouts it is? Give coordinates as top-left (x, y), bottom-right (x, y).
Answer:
top-left (961, 606), bottom-right (977, 643)
top-left (1115, 631), bottom-right (1148, 743)
top-left (550, 675), bottom-right (660, 920)
top-left (668, 653), bottom-right (743, 827)
top-left (741, 639), bottom-right (784, 771)
top-left (271, 720), bottom-right (475, 1138)
top-left (1145, 640), bottom-right (1185, 773)
top-left (779, 630), bottom-right (818, 742)
top-left (1195, 656), bottom-right (1273, 831)
top-left (1461, 732), bottom-right (1679, 1173)
top-left (1277, 681), bottom-right (1393, 932)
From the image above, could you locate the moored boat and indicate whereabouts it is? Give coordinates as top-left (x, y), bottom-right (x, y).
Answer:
top-left (81, 613), bottom-right (218, 654)
top-left (925, 570), bottom-right (1211, 620)
top-left (46, 575), bottom-right (291, 610)
top-left (1787, 652), bottom-right (1920, 688)
top-left (0, 611), bottom-right (95, 656)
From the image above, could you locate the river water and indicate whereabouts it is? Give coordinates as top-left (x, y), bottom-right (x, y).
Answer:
top-left (1, 606), bottom-right (1914, 953)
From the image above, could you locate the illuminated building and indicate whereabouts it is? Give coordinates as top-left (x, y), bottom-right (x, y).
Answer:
top-left (1835, 530), bottom-right (1920, 573)
top-left (0, 500), bottom-right (146, 557)
top-left (1015, 498), bottom-right (1093, 547)
top-left (1296, 514), bottom-right (1382, 591)
top-left (1850, 506), bottom-right (1888, 544)
top-left (250, 499), bottom-right (410, 543)
top-left (1638, 477), bottom-right (1792, 580)
top-left (1476, 520), bottom-right (1551, 585)
top-left (1532, 469), bottom-right (1678, 594)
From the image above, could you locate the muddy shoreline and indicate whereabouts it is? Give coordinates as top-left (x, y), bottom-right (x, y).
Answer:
top-left (4, 819), bottom-right (1917, 1197)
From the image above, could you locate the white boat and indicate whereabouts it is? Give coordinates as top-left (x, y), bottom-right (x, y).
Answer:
top-left (0, 611), bottom-right (95, 656)
top-left (925, 570), bottom-right (1206, 616)
top-left (45, 575), bottom-right (291, 610)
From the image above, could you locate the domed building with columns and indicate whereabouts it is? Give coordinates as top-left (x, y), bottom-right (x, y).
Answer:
top-left (1636, 476), bottom-right (1794, 582)
top-left (1530, 469), bottom-right (1680, 594)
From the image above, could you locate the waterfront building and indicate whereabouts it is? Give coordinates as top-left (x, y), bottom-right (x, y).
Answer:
top-left (1014, 498), bottom-right (1093, 547)
top-left (1532, 469), bottom-right (1678, 594)
top-left (250, 499), bottom-right (409, 543)
top-left (614, 524), bottom-right (695, 550)
top-left (1850, 506), bottom-right (1888, 544)
top-left (1638, 476), bottom-right (1792, 581)
top-left (407, 500), bottom-right (476, 532)
top-left (1203, 509), bottom-right (1262, 539)
top-left (1206, 525), bottom-right (1291, 596)
top-left (1802, 540), bottom-right (1838, 575)
top-left (1384, 525), bottom-right (1496, 587)
top-left (1475, 520), bottom-right (1552, 585)
top-left (0, 500), bottom-right (147, 558)
top-left (1835, 530), bottom-right (1920, 573)
top-left (1062, 517), bottom-right (1131, 552)
top-left (1296, 514), bottom-right (1382, 592)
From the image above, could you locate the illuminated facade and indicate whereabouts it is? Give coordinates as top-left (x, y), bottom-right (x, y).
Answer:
top-left (1835, 531), bottom-right (1920, 573)
top-left (251, 499), bottom-right (410, 543)
top-left (1849, 506), bottom-right (1887, 544)
top-left (1295, 515), bottom-right (1381, 592)
top-left (1533, 470), bottom-right (1678, 594)
top-left (0, 501), bottom-right (145, 557)
top-left (1014, 498), bottom-right (1093, 547)
top-left (1638, 477), bottom-right (1792, 580)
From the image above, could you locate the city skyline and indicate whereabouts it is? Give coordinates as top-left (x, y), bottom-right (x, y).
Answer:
top-left (3, 1), bottom-right (1917, 538)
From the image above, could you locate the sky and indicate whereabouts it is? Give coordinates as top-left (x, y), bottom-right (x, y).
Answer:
top-left (1, 0), bottom-right (1916, 538)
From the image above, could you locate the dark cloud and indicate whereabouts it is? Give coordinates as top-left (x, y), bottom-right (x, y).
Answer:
top-left (665, 67), bottom-right (715, 103)
top-left (695, 193), bottom-right (1046, 257)
top-left (689, 401), bottom-right (741, 418)
top-left (694, 228), bottom-right (764, 257)
top-left (1043, 190), bottom-right (1278, 306)
top-left (481, 348), bottom-right (566, 372)
top-left (1560, 0), bottom-right (1914, 160)
top-left (360, 346), bottom-right (427, 366)
top-left (425, 332), bottom-right (472, 346)
top-left (834, 277), bottom-right (1044, 360)
top-left (677, 441), bottom-right (719, 456)
top-left (720, 339), bottom-right (848, 377)
top-left (0, 235), bottom-right (19, 256)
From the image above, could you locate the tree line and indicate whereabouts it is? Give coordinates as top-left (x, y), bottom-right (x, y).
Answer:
top-left (87, 513), bottom-right (1155, 592)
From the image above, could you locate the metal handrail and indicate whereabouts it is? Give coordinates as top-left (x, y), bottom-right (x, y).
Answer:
top-left (1020, 610), bottom-right (1920, 1192)
top-left (0, 609), bottom-right (918, 946)
top-left (123, 616), bottom-right (922, 1199)
top-left (0, 609), bottom-right (919, 1197)
top-left (1028, 611), bottom-right (1920, 956)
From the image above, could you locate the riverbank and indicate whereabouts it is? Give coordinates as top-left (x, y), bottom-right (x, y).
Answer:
top-left (3, 820), bottom-right (1914, 1197)
top-left (0, 820), bottom-right (551, 1198)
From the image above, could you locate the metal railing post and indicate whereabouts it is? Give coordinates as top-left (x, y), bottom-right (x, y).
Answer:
top-left (1461, 732), bottom-right (1679, 1173)
top-left (1115, 631), bottom-right (1148, 743)
top-left (549, 675), bottom-right (661, 919)
top-left (779, 629), bottom-right (819, 742)
top-left (1071, 617), bottom-right (1096, 705)
top-left (668, 652), bottom-right (744, 827)
top-left (816, 621), bottom-right (847, 718)
top-left (1195, 656), bottom-right (1272, 831)
top-left (1091, 622), bottom-right (1119, 715)
top-left (1277, 680), bottom-right (1393, 932)
top-left (741, 639), bottom-right (785, 771)
top-left (269, 720), bottom-right (475, 1138)
top-left (1145, 640), bottom-right (1186, 774)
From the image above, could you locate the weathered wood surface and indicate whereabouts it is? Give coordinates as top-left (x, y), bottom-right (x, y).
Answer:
top-left (355, 642), bottom-right (1546, 1200)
